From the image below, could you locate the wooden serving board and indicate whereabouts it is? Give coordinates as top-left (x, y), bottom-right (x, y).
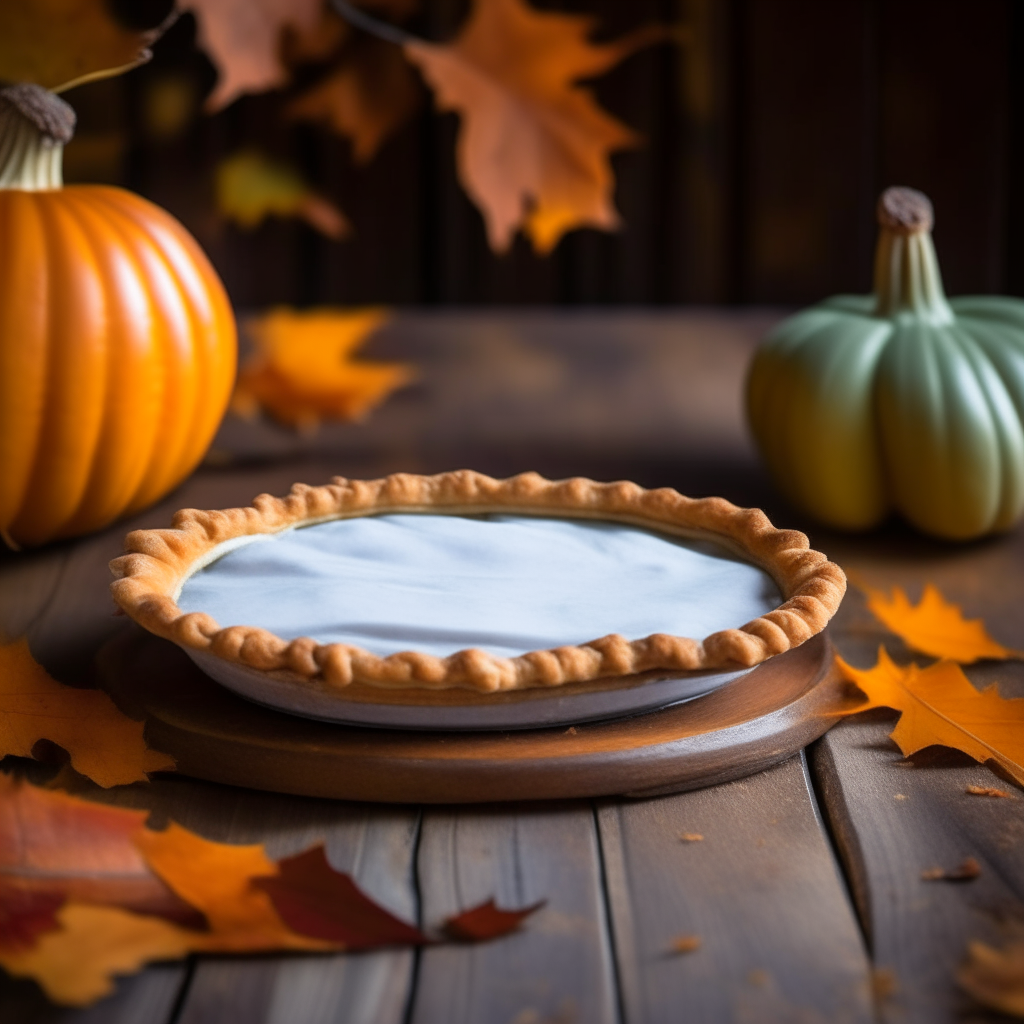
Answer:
top-left (97, 626), bottom-right (853, 803)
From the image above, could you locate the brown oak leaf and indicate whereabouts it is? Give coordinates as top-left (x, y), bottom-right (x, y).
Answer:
top-left (404, 0), bottom-right (666, 253)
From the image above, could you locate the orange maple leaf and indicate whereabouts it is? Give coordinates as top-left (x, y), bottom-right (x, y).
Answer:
top-left (859, 582), bottom-right (1020, 663)
top-left (0, 0), bottom-right (160, 92)
top-left (231, 307), bottom-right (413, 430)
top-left (182, 0), bottom-right (323, 110)
top-left (0, 637), bottom-right (174, 787)
top-left (837, 648), bottom-right (1024, 785)
top-left (404, 0), bottom-right (665, 253)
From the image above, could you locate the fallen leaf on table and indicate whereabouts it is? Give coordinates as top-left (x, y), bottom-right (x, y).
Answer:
top-left (182, 0), bottom-right (322, 110)
top-left (404, 0), bottom-right (667, 253)
top-left (958, 940), bottom-right (1024, 1017)
top-left (0, 638), bottom-right (175, 787)
top-left (0, 903), bottom-right (195, 1006)
top-left (232, 307), bottom-right (412, 430)
top-left (859, 582), bottom-right (1020, 663)
top-left (837, 648), bottom-right (1024, 786)
top-left (1, 779), bottom-right (546, 1004)
top-left (0, 775), bottom-right (197, 925)
top-left (444, 897), bottom-right (545, 941)
top-left (134, 823), bottom-right (326, 952)
top-left (216, 151), bottom-right (350, 239)
top-left (921, 857), bottom-right (981, 882)
top-left (0, 889), bottom-right (65, 953)
top-left (288, 34), bottom-right (421, 163)
top-left (668, 934), bottom-right (701, 954)
top-left (966, 785), bottom-right (1012, 799)
top-left (253, 846), bottom-right (428, 948)
top-left (0, 0), bottom-right (160, 92)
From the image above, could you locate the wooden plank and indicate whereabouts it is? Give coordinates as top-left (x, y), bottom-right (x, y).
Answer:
top-left (809, 538), bottom-right (1024, 1024)
top-left (409, 801), bottom-right (618, 1024)
top-left (598, 754), bottom-right (874, 1023)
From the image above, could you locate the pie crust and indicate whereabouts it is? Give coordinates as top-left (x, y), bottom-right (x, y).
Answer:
top-left (109, 470), bottom-right (846, 693)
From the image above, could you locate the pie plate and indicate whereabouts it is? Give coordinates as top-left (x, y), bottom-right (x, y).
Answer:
top-left (109, 471), bottom-right (846, 731)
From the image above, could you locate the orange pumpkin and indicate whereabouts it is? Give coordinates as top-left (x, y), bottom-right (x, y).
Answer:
top-left (0, 85), bottom-right (236, 547)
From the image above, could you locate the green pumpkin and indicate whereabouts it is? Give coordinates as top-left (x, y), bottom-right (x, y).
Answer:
top-left (746, 187), bottom-right (1024, 540)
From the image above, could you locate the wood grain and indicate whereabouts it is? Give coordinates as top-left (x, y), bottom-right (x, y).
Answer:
top-left (598, 753), bottom-right (874, 1024)
top-left (96, 626), bottom-right (848, 803)
top-left (409, 802), bottom-right (617, 1024)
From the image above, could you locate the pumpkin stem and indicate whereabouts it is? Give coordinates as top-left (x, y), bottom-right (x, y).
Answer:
top-left (0, 85), bottom-right (75, 191)
top-left (872, 186), bottom-right (953, 324)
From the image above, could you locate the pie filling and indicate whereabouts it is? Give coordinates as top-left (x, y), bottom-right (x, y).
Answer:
top-left (176, 514), bottom-right (783, 660)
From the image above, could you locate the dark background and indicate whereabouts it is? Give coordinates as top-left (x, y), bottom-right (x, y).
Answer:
top-left (68, 0), bottom-right (1022, 308)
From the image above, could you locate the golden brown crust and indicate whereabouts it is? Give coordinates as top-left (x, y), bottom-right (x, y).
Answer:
top-left (109, 471), bottom-right (846, 694)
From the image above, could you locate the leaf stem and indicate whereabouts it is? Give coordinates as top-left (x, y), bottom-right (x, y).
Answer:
top-left (329, 0), bottom-right (416, 46)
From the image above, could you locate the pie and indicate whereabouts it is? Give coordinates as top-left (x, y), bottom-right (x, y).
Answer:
top-left (110, 470), bottom-right (846, 693)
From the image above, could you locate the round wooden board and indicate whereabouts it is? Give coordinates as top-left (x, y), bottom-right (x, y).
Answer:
top-left (97, 626), bottom-right (852, 803)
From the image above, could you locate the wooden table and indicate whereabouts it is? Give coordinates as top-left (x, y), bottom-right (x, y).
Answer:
top-left (2, 310), bottom-right (1022, 1024)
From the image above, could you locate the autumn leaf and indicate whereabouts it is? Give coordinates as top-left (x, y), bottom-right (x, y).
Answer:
top-left (837, 648), bottom-right (1024, 786)
top-left (0, 0), bottom-right (161, 93)
top-left (403, 0), bottom-right (666, 253)
top-left (288, 36), bottom-right (421, 163)
top-left (0, 903), bottom-right (196, 1006)
top-left (859, 582), bottom-right (1021, 663)
top-left (182, 0), bottom-right (323, 110)
top-left (0, 888), bottom-right (65, 954)
top-left (0, 637), bottom-right (175, 787)
top-left (231, 307), bottom-right (413, 430)
top-left (444, 897), bottom-right (545, 941)
top-left (0, 775), bottom-right (200, 926)
top-left (958, 940), bottom-right (1024, 1017)
top-left (215, 150), bottom-right (350, 239)
top-left (1, 780), bottom-right (547, 1004)
top-left (134, 823), bottom-right (327, 952)
top-left (253, 846), bottom-right (428, 948)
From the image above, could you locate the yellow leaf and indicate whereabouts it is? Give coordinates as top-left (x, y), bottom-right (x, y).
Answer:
top-left (0, 903), bottom-right (195, 1007)
top-left (837, 648), bottom-right (1024, 785)
top-left (958, 940), bottom-right (1024, 1017)
top-left (0, 637), bottom-right (174, 787)
top-left (0, 0), bottom-right (158, 93)
top-left (232, 307), bottom-right (413, 430)
top-left (134, 824), bottom-right (327, 951)
top-left (404, 0), bottom-right (666, 253)
top-left (860, 582), bottom-right (1020, 663)
top-left (215, 151), bottom-right (350, 239)
top-left (182, 0), bottom-right (322, 110)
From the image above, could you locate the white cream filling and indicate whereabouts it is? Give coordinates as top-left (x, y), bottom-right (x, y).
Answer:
top-left (177, 514), bottom-right (782, 659)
